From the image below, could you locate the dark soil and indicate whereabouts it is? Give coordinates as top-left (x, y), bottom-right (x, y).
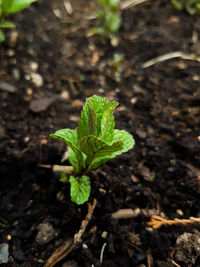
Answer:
top-left (0, 0), bottom-right (200, 266)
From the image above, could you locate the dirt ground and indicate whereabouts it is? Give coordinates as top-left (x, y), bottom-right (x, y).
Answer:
top-left (0, 0), bottom-right (200, 266)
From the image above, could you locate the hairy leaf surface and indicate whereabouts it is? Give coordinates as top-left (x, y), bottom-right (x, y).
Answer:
top-left (69, 175), bottom-right (91, 205)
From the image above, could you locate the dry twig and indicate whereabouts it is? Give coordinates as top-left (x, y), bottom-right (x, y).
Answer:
top-left (141, 51), bottom-right (200, 68)
top-left (147, 215), bottom-right (200, 229)
top-left (120, 0), bottom-right (148, 10)
top-left (45, 199), bottom-right (97, 267)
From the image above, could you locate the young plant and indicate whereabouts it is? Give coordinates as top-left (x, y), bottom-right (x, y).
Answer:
top-left (172, 0), bottom-right (200, 15)
top-left (109, 53), bottom-right (123, 82)
top-left (50, 95), bottom-right (134, 205)
top-left (0, 0), bottom-right (36, 42)
top-left (92, 0), bottom-right (121, 43)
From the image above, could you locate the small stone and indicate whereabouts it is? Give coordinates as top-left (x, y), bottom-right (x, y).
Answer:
top-left (24, 74), bottom-right (31, 81)
top-left (101, 231), bottom-right (108, 239)
top-left (30, 61), bottom-right (39, 71)
top-left (130, 97), bottom-right (137, 105)
top-left (176, 209), bottom-right (183, 216)
top-left (111, 36), bottom-right (119, 47)
top-left (175, 231), bottom-right (200, 265)
top-left (40, 139), bottom-right (48, 145)
top-left (0, 243), bottom-right (9, 264)
top-left (135, 128), bottom-right (147, 139)
top-left (8, 31), bottom-right (19, 47)
top-left (0, 82), bottom-right (17, 93)
top-left (71, 99), bottom-right (84, 108)
top-left (29, 97), bottom-right (56, 113)
top-left (69, 115), bottom-right (79, 122)
top-left (36, 222), bottom-right (55, 245)
top-left (6, 235), bottom-right (12, 241)
top-left (24, 136), bottom-right (30, 143)
top-left (82, 243), bottom-right (88, 249)
top-left (31, 73), bottom-right (44, 87)
top-left (60, 90), bottom-right (69, 100)
top-left (26, 88), bottom-right (33, 96)
top-left (7, 49), bottom-right (15, 57)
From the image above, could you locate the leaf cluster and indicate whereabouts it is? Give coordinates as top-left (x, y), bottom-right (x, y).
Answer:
top-left (92, 0), bottom-right (121, 43)
top-left (172, 0), bottom-right (200, 14)
top-left (50, 95), bottom-right (134, 205)
top-left (0, 0), bottom-right (36, 42)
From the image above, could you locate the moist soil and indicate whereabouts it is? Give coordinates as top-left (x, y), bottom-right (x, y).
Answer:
top-left (0, 0), bottom-right (200, 266)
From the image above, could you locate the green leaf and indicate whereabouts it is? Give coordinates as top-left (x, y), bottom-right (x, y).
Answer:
top-left (80, 135), bottom-right (123, 157)
top-left (99, 101), bottom-right (118, 143)
top-left (79, 135), bottom-right (123, 171)
top-left (69, 175), bottom-right (91, 205)
top-left (77, 95), bottom-right (118, 141)
top-left (50, 129), bottom-right (85, 174)
top-left (0, 21), bottom-right (15, 28)
top-left (105, 12), bottom-right (121, 32)
top-left (0, 30), bottom-right (5, 42)
top-left (2, 0), bottom-right (36, 15)
top-left (89, 129), bottom-right (135, 170)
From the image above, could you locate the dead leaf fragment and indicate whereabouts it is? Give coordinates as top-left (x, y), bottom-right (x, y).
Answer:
top-left (29, 97), bottom-right (56, 113)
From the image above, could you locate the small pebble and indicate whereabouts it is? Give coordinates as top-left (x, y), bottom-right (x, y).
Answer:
top-left (176, 209), bottom-right (183, 216)
top-left (36, 222), bottom-right (55, 245)
top-left (8, 31), bottom-right (19, 47)
top-left (0, 82), bottom-right (17, 93)
top-left (71, 99), bottom-right (84, 108)
top-left (6, 235), bottom-right (12, 241)
top-left (60, 90), bottom-right (69, 100)
top-left (30, 61), bottom-right (39, 71)
top-left (101, 231), bottom-right (108, 239)
top-left (31, 73), bottom-right (44, 87)
top-left (0, 243), bottom-right (9, 264)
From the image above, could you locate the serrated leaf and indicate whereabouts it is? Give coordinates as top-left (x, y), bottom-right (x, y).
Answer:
top-left (89, 129), bottom-right (135, 170)
top-left (69, 175), bottom-right (91, 205)
top-left (0, 30), bottom-right (5, 42)
top-left (79, 135), bottom-right (123, 170)
top-left (0, 21), bottom-right (15, 28)
top-left (2, 0), bottom-right (36, 15)
top-left (78, 95), bottom-right (118, 141)
top-left (99, 101), bottom-right (118, 143)
top-left (50, 129), bottom-right (85, 174)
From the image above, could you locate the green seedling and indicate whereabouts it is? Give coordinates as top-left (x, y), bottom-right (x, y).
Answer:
top-left (109, 53), bottom-right (123, 82)
top-left (50, 95), bottom-right (134, 205)
top-left (172, 0), bottom-right (200, 14)
top-left (0, 0), bottom-right (37, 42)
top-left (92, 0), bottom-right (121, 43)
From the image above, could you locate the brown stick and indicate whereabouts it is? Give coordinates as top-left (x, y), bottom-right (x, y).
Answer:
top-left (44, 199), bottom-right (97, 267)
top-left (147, 215), bottom-right (200, 229)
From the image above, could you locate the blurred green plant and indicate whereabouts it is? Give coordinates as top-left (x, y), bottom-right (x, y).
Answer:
top-left (109, 53), bottom-right (123, 82)
top-left (172, 0), bottom-right (200, 14)
top-left (0, 0), bottom-right (37, 42)
top-left (50, 95), bottom-right (134, 205)
top-left (92, 0), bottom-right (121, 43)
